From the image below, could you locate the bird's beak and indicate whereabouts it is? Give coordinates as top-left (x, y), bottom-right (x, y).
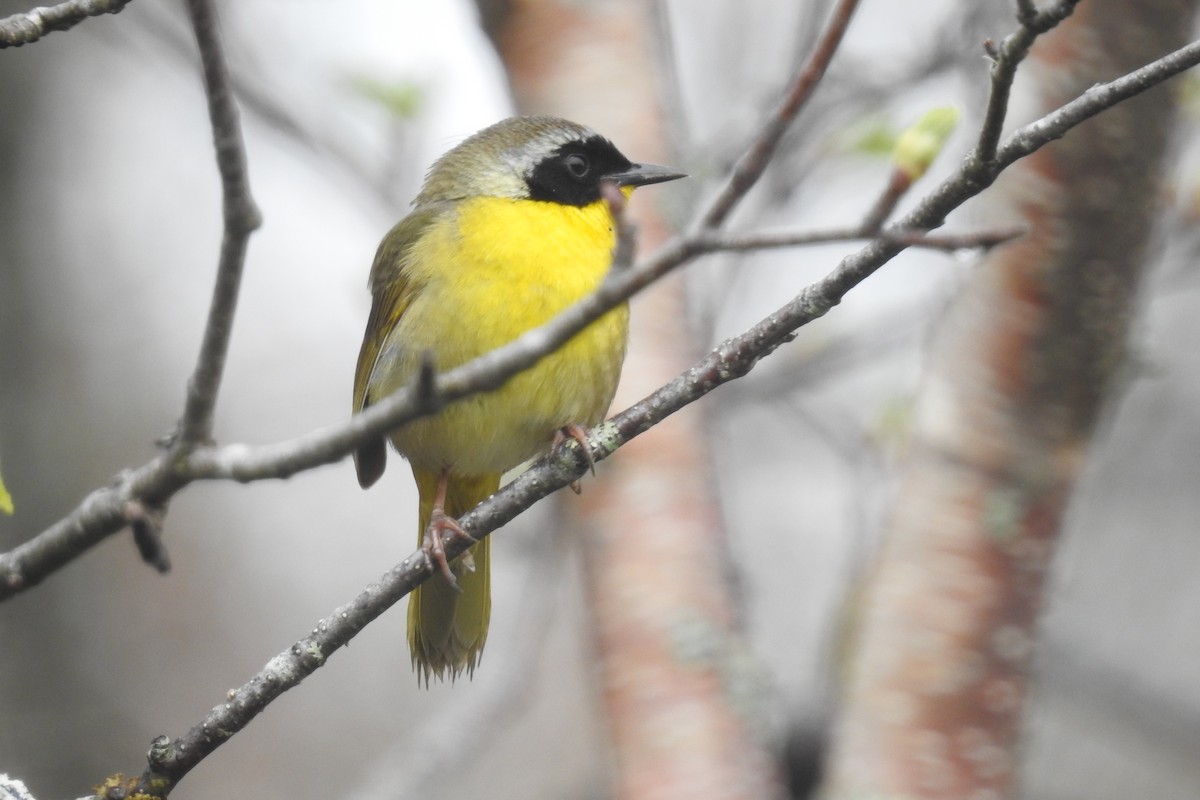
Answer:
top-left (608, 162), bottom-right (688, 187)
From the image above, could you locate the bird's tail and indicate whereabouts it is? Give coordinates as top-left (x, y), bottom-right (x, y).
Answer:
top-left (408, 467), bottom-right (499, 685)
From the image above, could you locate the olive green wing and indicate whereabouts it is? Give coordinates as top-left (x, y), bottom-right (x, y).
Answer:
top-left (352, 207), bottom-right (442, 488)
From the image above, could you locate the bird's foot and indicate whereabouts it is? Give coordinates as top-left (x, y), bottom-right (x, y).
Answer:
top-left (422, 510), bottom-right (477, 591)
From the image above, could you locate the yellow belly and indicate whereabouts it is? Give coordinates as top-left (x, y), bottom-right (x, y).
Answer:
top-left (371, 195), bottom-right (630, 476)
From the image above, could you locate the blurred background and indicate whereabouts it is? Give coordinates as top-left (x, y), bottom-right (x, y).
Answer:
top-left (1, 1), bottom-right (1199, 798)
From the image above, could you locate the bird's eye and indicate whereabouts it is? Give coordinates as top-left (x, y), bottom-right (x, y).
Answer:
top-left (563, 153), bottom-right (590, 179)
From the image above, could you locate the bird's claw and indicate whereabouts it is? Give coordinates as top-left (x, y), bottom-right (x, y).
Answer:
top-left (423, 510), bottom-right (477, 592)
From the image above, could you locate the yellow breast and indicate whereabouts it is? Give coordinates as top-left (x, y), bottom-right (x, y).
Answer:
top-left (373, 195), bottom-right (630, 476)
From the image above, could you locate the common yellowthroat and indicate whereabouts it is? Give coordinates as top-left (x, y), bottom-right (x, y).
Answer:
top-left (352, 115), bottom-right (685, 683)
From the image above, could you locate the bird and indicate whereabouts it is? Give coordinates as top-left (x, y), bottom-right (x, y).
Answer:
top-left (351, 115), bottom-right (685, 684)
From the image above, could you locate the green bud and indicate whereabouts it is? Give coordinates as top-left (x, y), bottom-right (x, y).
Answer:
top-left (0, 458), bottom-right (12, 515)
top-left (893, 107), bottom-right (959, 181)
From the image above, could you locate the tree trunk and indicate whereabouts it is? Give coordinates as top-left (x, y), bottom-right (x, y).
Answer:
top-left (821, 1), bottom-right (1195, 798)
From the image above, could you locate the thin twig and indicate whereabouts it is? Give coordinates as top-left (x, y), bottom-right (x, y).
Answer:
top-left (884, 226), bottom-right (1027, 250)
top-left (176, 0), bottom-right (262, 446)
top-left (698, 0), bottom-right (863, 229)
top-left (974, 0), bottom-right (1083, 166)
top-left (859, 170), bottom-right (913, 233)
top-left (0, 0), bottom-right (133, 48)
top-left (691, 224), bottom-right (1026, 255)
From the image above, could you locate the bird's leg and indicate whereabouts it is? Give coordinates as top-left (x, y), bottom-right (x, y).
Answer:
top-left (553, 423), bottom-right (595, 495)
top-left (423, 467), bottom-right (477, 591)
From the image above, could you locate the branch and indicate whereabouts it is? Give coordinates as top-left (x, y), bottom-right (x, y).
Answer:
top-left (0, 0), bottom-right (133, 48)
top-left (130, 552), bottom-right (433, 793)
top-left (175, 0), bottom-right (262, 447)
top-left (135, 507), bottom-right (570, 797)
